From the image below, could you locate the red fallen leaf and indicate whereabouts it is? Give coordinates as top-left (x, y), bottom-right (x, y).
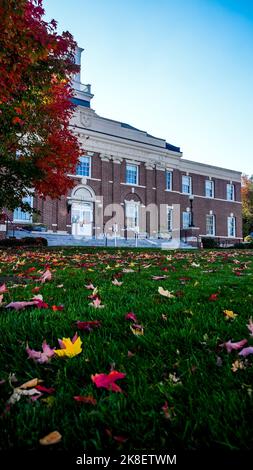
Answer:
top-left (91, 371), bottom-right (126, 393)
top-left (32, 287), bottom-right (41, 293)
top-left (52, 305), bottom-right (64, 311)
top-left (162, 401), bottom-right (170, 419)
top-left (74, 395), bottom-right (97, 405)
top-left (0, 283), bottom-right (8, 293)
top-left (85, 283), bottom-right (95, 290)
top-left (238, 347), bottom-right (253, 357)
top-left (209, 293), bottom-right (219, 301)
top-left (76, 320), bottom-right (101, 331)
top-left (6, 300), bottom-right (42, 311)
top-left (26, 267), bottom-right (36, 273)
top-left (125, 312), bottom-right (137, 322)
top-left (35, 385), bottom-right (55, 394)
top-left (113, 435), bottom-right (128, 443)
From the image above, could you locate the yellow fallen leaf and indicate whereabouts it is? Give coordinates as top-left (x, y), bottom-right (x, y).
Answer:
top-left (39, 431), bottom-right (62, 446)
top-left (54, 335), bottom-right (82, 358)
top-left (224, 309), bottom-right (238, 320)
top-left (130, 324), bottom-right (144, 336)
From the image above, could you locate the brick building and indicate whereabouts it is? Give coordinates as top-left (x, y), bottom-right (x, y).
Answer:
top-left (2, 48), bottom-right (242, 245)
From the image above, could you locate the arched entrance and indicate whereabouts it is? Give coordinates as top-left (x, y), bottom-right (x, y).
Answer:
top-left (69, 186), bottom-right (95, 237)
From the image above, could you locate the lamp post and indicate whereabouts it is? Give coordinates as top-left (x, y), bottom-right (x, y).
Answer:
top-left (189, 194), bottom-right (195, 227)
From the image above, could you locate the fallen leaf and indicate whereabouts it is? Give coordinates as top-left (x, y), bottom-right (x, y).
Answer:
top-left (54, 333), bottom-right (82, 358)
top-left (112, 279), bottom-right (123, 286)
top-left (76, 320), bottom-right (101, 331)
top-left (125, 312), bottom-right (137, 322)
top-left (91, 371), bottom-right (126, 393)
top-left (0, 294), bottom-right (3, 306)
top-left (74, 395), bottom-right (97, 405)
top-left (35, 385), bottom-right (55, 394)
top-left (52, 305), bottom-right (64, 311)
top-left (238, 347), bottom-right (253, 357)
top-left (26, 340), bottom-right (55, 363)
top-left (224, 309), bottom-right (238, 320)
top-left (0, 283), bottom-right (8, 293)
top-left (209, 293), bottom-right (219, 301)
top-left (231, 360), bottom-right (245, 372)
top-left (85, 283), bottom-right (95, 290)
top-left (89, 297), bottom-right (104, 309)
top-left (151, 275), bottom-right (167, 281)
top-left (39, 431), bottom-right (62, 446)
top-left (6, 300), bottom-right (41, 311)
top-left (130, 324), bottom-right (144, 336)
top-left (40, 269), bottom-right (52, 283)
top-left (8, 387), bottom-right (42, 405)
top-left (158, 287), bottom-right (175, 298)
top-left (20, 378), bottom-right (43, 389)
top-left (220, 339), bottom-right (248, 353)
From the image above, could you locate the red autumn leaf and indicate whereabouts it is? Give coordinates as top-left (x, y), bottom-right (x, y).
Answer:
top-left (91, 371), bottom-right (126, 393)
top-left (125, 312), bottom-right (137, 322)
top-left (76, 320), bottom-right (101, 331)
top-left (32, 286), bottom-right (41, 293)
top-left (52, 305), bottom-right (64, 311)
top-left (209, 293), bottom-right (219, 301)
top-left (35, 385), bottom-right (55, 394)
top-left (74, 395), bottom-right (97, 405)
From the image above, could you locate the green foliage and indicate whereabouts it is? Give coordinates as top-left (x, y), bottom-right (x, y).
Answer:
top-left (201, 237), bottom-right (219, 248)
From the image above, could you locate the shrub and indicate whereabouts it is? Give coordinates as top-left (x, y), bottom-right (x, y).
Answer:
top-left (201, 237), bottom-right (219, 249)
top-left (244, 235), bottom-right (253, 243)
top-left (233, 242), bottom-right (253, 249)
top-left (0, 237), bottom-right (48, 248)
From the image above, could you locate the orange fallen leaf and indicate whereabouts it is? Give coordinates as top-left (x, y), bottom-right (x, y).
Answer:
top-left (39, 431), bottom-right (62, 446)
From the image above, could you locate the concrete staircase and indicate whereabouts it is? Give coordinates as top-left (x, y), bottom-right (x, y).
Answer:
top-left (8, 230), bottom-right (195, 249)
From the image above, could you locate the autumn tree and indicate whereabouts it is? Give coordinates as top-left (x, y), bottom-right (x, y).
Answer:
top-left (241, 175), bottom-right (253, 238)
top-left (0, 0), bottom-right (81, 212)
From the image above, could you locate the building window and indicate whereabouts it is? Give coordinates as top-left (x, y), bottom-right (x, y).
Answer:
top-left (126, 164), bottom-right (138, 185)
top-left (13, 195), bottom-right (33, 222)
top-left (183, 211), bottom-right (191, 229)
top-left (182, 175), bottom-right (192, 194)
top-left (167, 207), bottom-right (173, 231)
top-left (227, 184), bottom-right (235, 201)
top-left (125, 202), bottom-right (139, 229)
top-left (206, 214), bottom-right (215, 236)
top-left (205, 180), bottom-right (214, 198)
top-left (228, 216), bottom-right (236, 237)
top-left (166, 171), bottom-right (173, 191)
top-left (76, 156), bottom-right (91, 177)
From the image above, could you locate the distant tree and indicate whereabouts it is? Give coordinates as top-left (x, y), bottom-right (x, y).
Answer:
top-left (0, 0), bottom-right (81, 212)
top-left (241, 174), bottom-right (253, 237)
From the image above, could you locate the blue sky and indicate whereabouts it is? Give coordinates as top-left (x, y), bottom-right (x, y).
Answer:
top-left (43, 0), bottom-right (253, 175)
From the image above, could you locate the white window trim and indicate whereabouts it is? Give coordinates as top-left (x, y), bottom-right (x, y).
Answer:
top-left (206, 214), bottom-right (216, 236)
top-left (126, 163), bottom-right (138, 186)
top-left (182, 211), bottom-right (191, 229)
top-left (227, 216), bottom-right (236, 237)
top-left (166, 171), bottom-right (173, 191)
top-left (76, 156), bottom-right (91, 178)
top-left (205, 180), bottom-right (214, 198)
top-left (182, 175), bottom-right (192, 195)
top-left (226, 183), bottom-right (235, 201)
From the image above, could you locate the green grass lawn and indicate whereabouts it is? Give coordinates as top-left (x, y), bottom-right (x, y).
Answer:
top-left (0, 247), bottom-right (253, 452)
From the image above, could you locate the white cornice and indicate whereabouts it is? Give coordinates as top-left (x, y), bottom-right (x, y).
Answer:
top-left (72, 128), bottom-right (241, 183)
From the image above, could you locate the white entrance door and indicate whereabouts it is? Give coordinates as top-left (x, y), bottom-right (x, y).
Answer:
top-left (125, 202), bottom-right (139, 234)
top-left (71, 202), bottom-right (93, 237)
